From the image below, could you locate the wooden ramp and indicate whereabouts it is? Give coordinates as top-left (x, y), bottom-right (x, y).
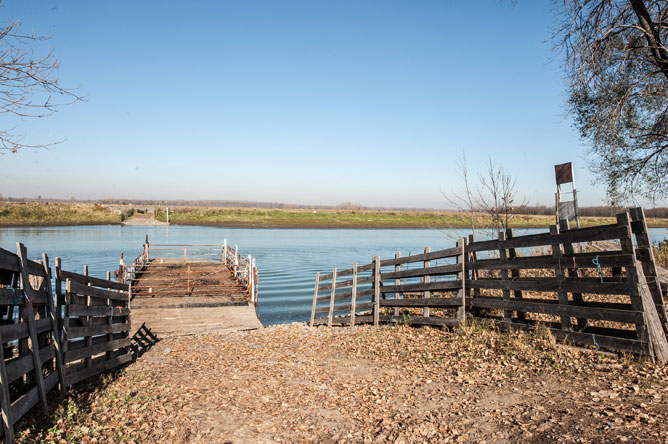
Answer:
top-left (128, 241), bottom-right (262, 337)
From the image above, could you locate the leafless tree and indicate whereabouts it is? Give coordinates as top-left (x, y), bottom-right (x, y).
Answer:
top-left (554, 0), bottom-right (668, 203)
top-left (476, 158), bottom-right (524, 232)
top-left (442, 153), bottom-right (478, 237)
top-left (0, 6), bottom-right (80, 153)
top-left (443, 156), bottom-right (525, 237)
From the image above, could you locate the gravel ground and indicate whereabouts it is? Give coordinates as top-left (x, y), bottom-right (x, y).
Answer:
top-left (16, 322), bottom-right (668, 443)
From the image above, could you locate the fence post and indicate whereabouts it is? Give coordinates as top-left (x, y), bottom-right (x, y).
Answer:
top-left (310, 272), bottom-right (320, 327)
top-left (549, 225), bottom-right (572, 330)
top-left (223, 239), bottom-right (228, 265)
top-left (457, 239), bottom-right (466, 324)
top-left (373, 256), bottom-right (380, 327)
top-left (328, 268), bottom-right (337, 327)
top-left (557, 221), bottom-right (586, 329)
top-left (505, 228), bottom-right (526, 323)
top-left (350, 262), bottom-right (357, 327)
top-left (422, 247), bottom-right (430, 317)
top-left (629, 207), bottom-right (668, 336)
top-left (42, 254), bottom-right (66, 394)
top-left (16, 243), bottom-right (49, 416)
top-left (497, 231), bottom-right (513, 324)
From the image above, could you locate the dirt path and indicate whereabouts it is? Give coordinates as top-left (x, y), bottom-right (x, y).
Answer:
top-left (16, 323), bottom-right (668, 443)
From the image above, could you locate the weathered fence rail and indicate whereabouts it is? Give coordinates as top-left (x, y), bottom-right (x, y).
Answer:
top-left (310, 208), bottom-right (668, 361)
top-left (0, 243), bottom-right (132, 443)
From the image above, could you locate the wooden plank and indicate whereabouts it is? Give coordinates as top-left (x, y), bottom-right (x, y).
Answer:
top-left (64, 338), bottom-right (131, 363)
top-left (58, 269), bottom-right (128, 291)
top-left (318, 276), bottom-right (371, 291)
top-left (309, 272), bottom-right (320, 327)
top-left (0, 288), bottom-right (46, 305)
top-left (395, 252), bottom-right (402, 318)
top-left (468, 297), bottom-right (643, 323)
top-left (42, 253), bottom-right (66, 394)
top-left (350, 262), bottom-right (357, 327)
top-left (6, 344), bottom-right (55, 384)
top-left (636, 265), bottom-right (668, 362)
top-left (505, 229), bottom-right (525, 322)
top-left (379, 246), bottom-right (462, 266)
top-left (64, 352), bottom-right (132, 387)
top-left (466, 252), bottom-right (634, 271)
top-left (16, 243), bottom-right (49, 416)
top-left (0, 247), bottom-right (20, 273)
top-left (617, 212), bottom-right (648, 342)
top-left (0, 328), bottom-right (15, 442)
top-left (559, 220), bottom-right (587, 330)
top-left (550, 225), bottom-right (572, 330)
top-left (68, 281), bottom-right (129, 301)
top-left (380, 262), bottom-right (461, 281)
top-left (68, 322), bottom-right (130, 339)
top-left (327, 268), bottom-right (337, 327)
top-left (373, 256), bottom-right (380, 327)
top-left (465, 278), bottom-right (633, 295)
top-left (380, 280), bottom-right (461, 294)
top-left (457, 238), bottom-right (466, 322)
top-left (499, 231), bottom-right (512, 322)
top-left (315, 288), bottom-right (374, 304)
top-left (67, 305), bottom-right (130, 317)
top-left (498, 321), bottom-right (646, 354)
top-left (629, 207), bottom-right (668, 336)
top-left (466, 224), bottom-right (629, 253)
top-left (380, 297), bottom-right (463, 308)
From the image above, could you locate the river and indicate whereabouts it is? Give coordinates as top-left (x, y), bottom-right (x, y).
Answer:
top-left (2, 225), bottom-right (667, 325)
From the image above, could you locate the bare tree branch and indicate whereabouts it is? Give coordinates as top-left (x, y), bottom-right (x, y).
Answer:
top-left (0, 6), bottom-right (82, 153)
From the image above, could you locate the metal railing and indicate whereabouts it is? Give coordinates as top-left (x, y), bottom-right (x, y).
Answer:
top-left (126, 238), bottom-right (258, 303)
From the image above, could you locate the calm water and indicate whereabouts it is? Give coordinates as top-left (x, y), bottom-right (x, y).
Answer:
top-left (2, 225), bottom-right (667, 325)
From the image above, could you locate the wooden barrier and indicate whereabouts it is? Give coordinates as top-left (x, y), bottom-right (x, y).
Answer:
top-left (309, 208), bottom-right (668, 360)
top-left (0, 243), bottom-right (132, 444)
top-left (310, 240), bottom-right (467, 328)
top-left (61, 273), bottom-right (132, 388)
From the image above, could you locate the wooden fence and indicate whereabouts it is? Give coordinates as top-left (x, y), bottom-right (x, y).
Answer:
top-left (310, 208), bottom-right (668, 360)
top-left (0, 243), bottom-right (132, 443)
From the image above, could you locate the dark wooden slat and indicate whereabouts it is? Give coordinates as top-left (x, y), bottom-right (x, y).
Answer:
top-left (64, 338), bottom-right (131, 363)
top-left (469, 297), bottom-right (643, 323)
top-left (67, 305), bottom-right (130, 317)
top-left (466, 278), bottom-right (633, 295)
top-left (467, 253), bottom-right (635, 271)
top-left (319, 276), bottom-right (371, 291)
top-left (466, 224), bottom-right (628, 253)
top-left (0, 247), bottom-right (20, 273)
top-left (381, 263), bottom-right (461, 280)
top-left (59, 269), bottom-right (128, 291)
top-left (64, 353), bottom-right (132, 387)
top-left (5, 344), bottom-right (55, 384)
top-left (497, 321), bottom-right (646, 354)
top-left (68, 281), bottom-right (129, 302)
top-left (67, 322), bottom-right (130, 339)
top-left (380, 280), bottom-right (461, 294)
top-left (379, 246), bottom-right (462, 266)
top-left (0, 288), bottom-right (47, 305)
top-left (380, 297), bottom-right (463, 308)
top-left (315, 288), bottom-right (373, 304)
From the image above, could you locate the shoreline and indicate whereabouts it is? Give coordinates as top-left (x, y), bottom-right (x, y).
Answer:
top-left (2, 220), bottom-right (668, 229)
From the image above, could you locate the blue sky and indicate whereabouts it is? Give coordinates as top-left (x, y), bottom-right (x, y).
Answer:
top-left (0, 1), bottom-right (626, 208)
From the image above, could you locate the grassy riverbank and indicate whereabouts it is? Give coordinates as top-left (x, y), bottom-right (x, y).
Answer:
top-left (0, 202), bottom-right (120, 226)
top-left (157, 206), bottom-right (668, 228)
top-left (15, 322), bottom-right (668, 443)
top-left (2, 202), bottom-right (668, 228)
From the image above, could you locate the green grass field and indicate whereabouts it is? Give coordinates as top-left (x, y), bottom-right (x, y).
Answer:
top-left (0, 202), bottom-right (120, 226)
top-left (156, 206), bottom-right (668, 228)
top-left (2, 202), bottom-right (667, 229)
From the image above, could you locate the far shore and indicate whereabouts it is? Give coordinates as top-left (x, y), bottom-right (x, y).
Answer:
top-left (2, 201), bottom-right (668, 229)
